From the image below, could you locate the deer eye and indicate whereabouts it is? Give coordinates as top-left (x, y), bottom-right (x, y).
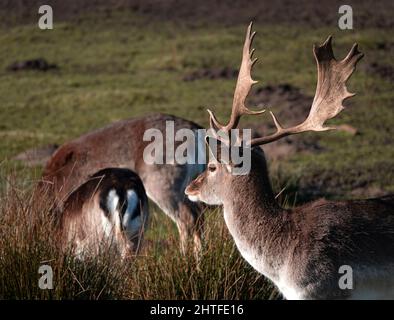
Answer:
top-left (208, 164), bottom-right (217, 172)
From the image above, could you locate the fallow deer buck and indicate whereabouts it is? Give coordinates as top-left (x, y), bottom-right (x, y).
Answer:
top-left (185, 23), bottom-right (394, 299)
top-left (42, 114), bottom-right (205, 256)
top-left (60, 168), bottom-right (149, 259)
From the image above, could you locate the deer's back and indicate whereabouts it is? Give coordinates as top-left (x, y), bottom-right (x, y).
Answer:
top-left (287, 195), bottom-right (394, 299)
top-left (42, 113), bottom-right (202, 202)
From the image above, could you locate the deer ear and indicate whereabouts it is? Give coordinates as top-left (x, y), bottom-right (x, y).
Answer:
top-left (204, 133), bottom-right (231, 165)
top-left (205, 134), bottom-right (221, 163)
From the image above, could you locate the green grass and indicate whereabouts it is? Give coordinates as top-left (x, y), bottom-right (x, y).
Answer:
top-left (0, 176), bottom-right (277, 299)
top-left (0, 11), bottom-right (392, 196)
top-left (0, 9), bottom-right (393, 299)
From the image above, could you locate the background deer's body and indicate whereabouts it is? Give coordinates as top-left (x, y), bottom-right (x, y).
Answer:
top-left (43, 113), bottom-right (205, 253)
top-left (186, 23), bottom-right (394, 299)
top-left (60, 168), bottom-right (149, 258)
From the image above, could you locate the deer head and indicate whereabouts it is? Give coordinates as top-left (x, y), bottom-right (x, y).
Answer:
top-left (185, 22), bottom-right (363, 205)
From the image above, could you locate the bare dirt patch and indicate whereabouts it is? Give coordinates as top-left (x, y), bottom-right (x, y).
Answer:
top-left (365, 62), bottom-right (394, 82)
top-left (183, 67), bottom-right (238, 81)
top-left (375, 41), bottom-right (394, 52)
top-left (6, 58), bottom-right (58, 72)
top-left (250, 84), bottom-right (313, 127)
top-left (241, 84), bottom-right (358, 161)
top-left (1, 1), bottom-right (393, 29)
top-left (242, 84), bottom-right (323, 160)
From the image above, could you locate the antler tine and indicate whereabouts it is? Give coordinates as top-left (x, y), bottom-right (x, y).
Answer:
top-left (208, 22), bottom-right (265, 134)
top-left (249, 35), bottom-right (364, 147)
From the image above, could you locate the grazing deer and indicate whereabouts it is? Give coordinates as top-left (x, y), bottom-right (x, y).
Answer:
top-left (42, 114), bottom-right (205, 256)
top-left (60, 168), bottom-right (149, 258)
top-left (185, 23), bottom-right (394, 299)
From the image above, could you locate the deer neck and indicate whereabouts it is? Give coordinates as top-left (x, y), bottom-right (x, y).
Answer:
top-left (221, 160), bottom-right (288, 282)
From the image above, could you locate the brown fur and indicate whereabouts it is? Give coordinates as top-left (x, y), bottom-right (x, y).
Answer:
top-left (61, 168), bottom-right (149, 256)
top-left (186, 148), bottom-right (394, 299)
top-left (41, 113), bottom-right (205, 254)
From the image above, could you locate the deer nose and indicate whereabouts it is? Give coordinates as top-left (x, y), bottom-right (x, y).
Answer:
top-left (184, 185), bottom-right (192, 196)
top-left (185, 183), bottom-right (198, 196)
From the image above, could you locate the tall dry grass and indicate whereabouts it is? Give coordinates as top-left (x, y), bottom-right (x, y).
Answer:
top-left (0, 174), bottom-right (278, 299)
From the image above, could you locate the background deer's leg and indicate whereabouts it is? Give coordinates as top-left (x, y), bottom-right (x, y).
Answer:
top-left (140, 163), bottom-right (205, 257)
top-left (178, 199), bottom-right (204, 260)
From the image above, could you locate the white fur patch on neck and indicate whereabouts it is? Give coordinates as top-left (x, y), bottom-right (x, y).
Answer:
top-left (223, 206), bottom-right (304, 300)
top-left (276, 279), bottom-right (303, 300)
top-left (187, 194), bottom-right (200, 202)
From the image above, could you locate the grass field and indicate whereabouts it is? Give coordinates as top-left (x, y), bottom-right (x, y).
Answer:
top-left (0, 2), bottom-right (393, 299)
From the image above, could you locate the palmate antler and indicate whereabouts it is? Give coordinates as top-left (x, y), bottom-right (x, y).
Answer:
top-left (207, 23), bottom-right (364, 148)
top-left (208, 22), bottom-right (265, 134)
